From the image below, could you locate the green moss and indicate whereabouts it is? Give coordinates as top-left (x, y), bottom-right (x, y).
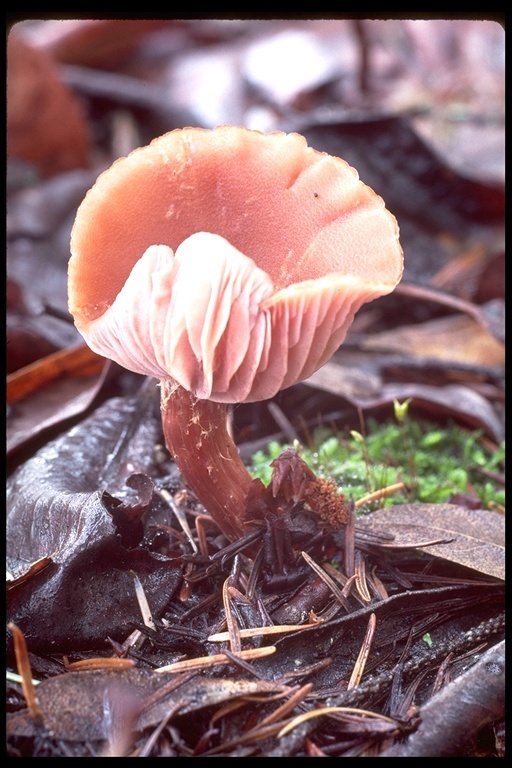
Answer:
top-left (248, 403), bottom-right (505, 512)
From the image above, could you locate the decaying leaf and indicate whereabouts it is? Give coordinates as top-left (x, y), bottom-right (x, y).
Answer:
top-left (6, 384), bottom-right (160, 579)
top-left (305, 365), bottom-right (504, 443)
top-left (7, 344), bottom-right (110, 457)
top-left (6, 540), bottom-right (182, 653)
top-left (6, 19), bottom-right (504, 758)
top-left (356, 503), bottom-right (505, 581)
top-left (297, 115), bottom-right (505, 237)
top-left (7, 667), bottom-right (287, 742)
top-left (7, 30), bottom-right (91, 177)
top-left (248, 582), bottom-right (504, 694)
top-left (361, 313), bottom-right (504, 367)
top-left (7, 343), bottom-right (105, 405)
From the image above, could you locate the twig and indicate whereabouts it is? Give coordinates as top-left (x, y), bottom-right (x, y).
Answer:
top-left (378, 640), bottom-right (505, 757)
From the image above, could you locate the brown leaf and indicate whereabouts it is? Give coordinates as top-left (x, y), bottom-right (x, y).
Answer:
top-left (7, 668), bottom-right (286, 742)
top-left (305, 361), bottom-right (504, 442)
top-left (298, 115), bottom-right (504, 241)
top-left (371, 384), bottom-right (504, 443)
top-left (7, 385), bottom-right (160, 579)
top-left (7, 343), bottom-right (106, 404)
top-left (7, 346), bottom-right (111, 458)
top-left (357, 503), bottom-right (505, 581)
top-left (7, 31), bottom-right (91, 177)
top-left (361, 313), bottom-right (504, 367)
top-left (392, 283), bottom-right (505, 344)
top-left (250, 583), bottom-right (504, 691)
top-left (7, 540), bottom-right (182, 653)
top-left (23, 19), bottom-right (172, 69)
top-left (303, 356), bottom-right (382, 400)
top-left (430, 243), bottom-right (492, 298)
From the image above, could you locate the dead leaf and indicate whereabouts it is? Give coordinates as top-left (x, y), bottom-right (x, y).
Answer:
top-left (7, 345), bottom-right (112, 458)
top-left (252, 583), bottom-right (504, 692)
top-left (297, 115), bottom-right (505, 241)
top-left (305, 365), bottom-right (504, 443)
top-left (7, 30), bottom-right (91, 176)
top-left (7, 668), bottom-right (287, 742)
top-left (361, 313), bottom-right (504, 367)
top-left (7, 539), bottom-right (182, 653)
top-left (475, 252), bottom-right (505, 304)
top-left (431, 242), bottom-right (489, 293)
top-left (303, 357), bottom-right (382, 401)
top-left (6, 557), bottom-right (53, 590)
top-left (392, 284), bottom-right (505, 344)
top-left (7, 385), bottom-right (160, 579)
top-left (23, 19), bottom-right (171, 68)
top-left (356, 503), bottom-right (505, 581)
top-left (7, 343), bottom-right (106, 404)
top-left (243, 25), bottom-right (348, 106)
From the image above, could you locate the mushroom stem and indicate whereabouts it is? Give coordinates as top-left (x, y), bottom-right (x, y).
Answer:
top-left (160, 379), bottom-right (253, 542)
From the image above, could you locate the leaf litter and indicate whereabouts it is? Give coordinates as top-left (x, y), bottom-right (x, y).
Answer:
top-left (6, 17), bottom-right (504, 757)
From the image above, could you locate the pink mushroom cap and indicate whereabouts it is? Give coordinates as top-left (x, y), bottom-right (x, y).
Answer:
top-left (69, 125), bottom-right (403, 402)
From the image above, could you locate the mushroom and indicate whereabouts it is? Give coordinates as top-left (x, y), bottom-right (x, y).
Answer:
top-left (68, 125), bottom-right (403, 544)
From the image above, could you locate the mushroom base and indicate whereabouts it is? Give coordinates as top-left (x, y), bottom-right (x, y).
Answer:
top-left (160, 379), bottom-right (255, 543)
